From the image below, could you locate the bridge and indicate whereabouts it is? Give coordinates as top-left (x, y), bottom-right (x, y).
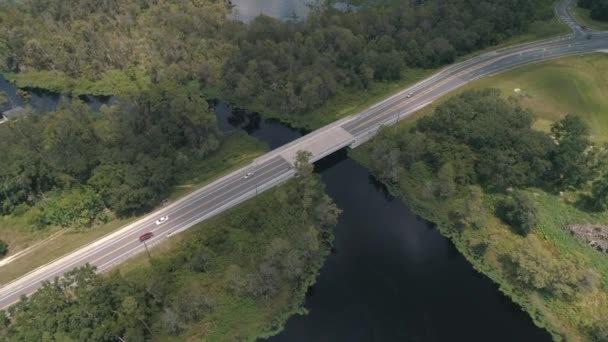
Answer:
top-left (1, 0), bottom-right (607, 309)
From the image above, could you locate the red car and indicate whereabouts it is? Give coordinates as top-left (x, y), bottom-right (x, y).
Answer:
top-left (139, 232), bottom-right (154, 242)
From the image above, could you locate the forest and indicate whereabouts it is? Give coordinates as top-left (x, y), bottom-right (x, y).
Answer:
top-left (0, 0), bottom-right (558, 117)
top-left (0, 154), bottom-right (341, 341)
top-left (0, 76), bottom-right (219, 228)
top-left (578, 0), bottom-right (608, 21)
top-left (355, 89), bottom-right (608, 340)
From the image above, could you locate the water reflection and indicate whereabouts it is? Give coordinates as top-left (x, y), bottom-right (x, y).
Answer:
top-left (0, 75), bottom-right (114, 114)
top-left (266, 150), bottom-right (551, 342)
top-left (212, 99), bottom-right (306, 149)
top-left (229, 0), bottom-right (312, 22)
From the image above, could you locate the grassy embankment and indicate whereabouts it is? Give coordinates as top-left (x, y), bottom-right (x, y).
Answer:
top-left (352, 54), bottom-right (608, 340)
top-left (0, 132), bottom-right (267, 285)
top-left (572, 6), bottom-right (608, 31)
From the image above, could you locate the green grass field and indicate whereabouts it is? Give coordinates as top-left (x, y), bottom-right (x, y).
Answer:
top-left (406, 54), bottom-right (608, 143)
top-left (0, 132), bottom-right (267, 286)
top-left (466, 54), bottom-right (608, 142)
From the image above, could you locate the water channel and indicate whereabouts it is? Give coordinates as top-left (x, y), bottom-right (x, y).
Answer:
top-left (0, 3), bottom-right (552, 339)
top-left (216, 103), bottom-right (551, 342)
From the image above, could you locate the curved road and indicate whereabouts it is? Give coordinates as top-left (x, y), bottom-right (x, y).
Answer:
top-left (1, 0), bottom-right (607, 309)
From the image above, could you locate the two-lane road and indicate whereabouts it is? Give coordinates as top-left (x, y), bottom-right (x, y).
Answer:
top-left (1, 0), bottom-right (607, 310)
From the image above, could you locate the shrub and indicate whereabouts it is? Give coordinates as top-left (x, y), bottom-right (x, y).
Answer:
top-left (496, 191), bottom-right (539, 236)
top-left (0, 240), bottom-right (7, 257)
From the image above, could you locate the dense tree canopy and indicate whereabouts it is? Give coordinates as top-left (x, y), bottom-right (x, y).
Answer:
top-left (0, 0), bottom-right (558, 115)
top-left (579, 0), bottom-right (608, 21)
top-left (362, 89), bottom-right (600, 198)
top-left (0, 78), bottom-right (219, 226)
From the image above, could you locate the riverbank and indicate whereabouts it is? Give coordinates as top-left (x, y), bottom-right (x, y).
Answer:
top-left (354, 143), bottom-right (608, 339)
top-left (351, 56), bottom-right (608, 340)
top-left (267, 151), bottom-right (552, 341)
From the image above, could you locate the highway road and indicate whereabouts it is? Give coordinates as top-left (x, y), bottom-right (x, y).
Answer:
top-left (1, 0), bottom-right (607, 310)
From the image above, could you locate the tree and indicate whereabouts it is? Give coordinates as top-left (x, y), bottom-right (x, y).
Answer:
top-left (173, 283), bottom-right (213, 323)
top-left (189, 247), bottom-right (211, 272)
top-left (591, 0), bottom-right (608, 21)
top-left (496, 191), bottom-right (539, 236)
top-left (0, 91), bottom-right (8, 105)
top-left (35, 187), bottom-right (106, 228)
top-left (548, 115), bottom-right (596, 189)
top-left (294, 150), bottom-right (314, 178)
top-left (503, 235), bottom-right (590, 298)
top-left (416, 89), bottom-right (553, 191)
top-left (437, 163), bottom-right (457, 197)
top-left (161, 308), bottom-right (183, 336)
top-left (450, 186), bottom-right (488, 230)
top-left (5, 264), bottom-right (145, 341)
top-left (293, 150), bottom-right (321, 215)
top-left (0, 240), bottom-right (7, 257)
top-left (587, 174), bottom-right (608, 212)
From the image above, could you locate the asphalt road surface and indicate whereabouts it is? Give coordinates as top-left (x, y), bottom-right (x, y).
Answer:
top-left (1, 0), bottom-right (607, 310)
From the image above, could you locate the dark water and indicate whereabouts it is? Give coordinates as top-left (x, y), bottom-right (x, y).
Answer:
top-left (229, 0), bottom-right (311, 22)
top-left (212, 100), bottom-right (307, 149)
top-left (270, 151), bottom-right (551, 341)
top-left (216, 105), bottom-right (551, 341)
top-left (0, 75), bottom-right (114, 114)
top-left (229, 0), bottom-right (357, 22)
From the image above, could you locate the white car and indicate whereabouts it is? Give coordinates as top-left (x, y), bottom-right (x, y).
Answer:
top-left (406, 92), bottom-right (414, 98)
top-left (155, 216), bottom-right (169, 225)
top-left (244, 172), bottom-right (254, 179)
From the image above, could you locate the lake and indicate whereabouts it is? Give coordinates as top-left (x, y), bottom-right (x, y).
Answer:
top-left (229, 0), bottom-right (311, 22)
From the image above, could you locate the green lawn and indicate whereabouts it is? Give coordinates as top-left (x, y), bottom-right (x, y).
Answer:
top-left (0, 132), bottom-right (267, 286)
top-left (572, 6), bottom-right (608, 31)
top-left (463, 54), bottom-right (608, 142)
top-left (405, 54), bottom-right (608, 143)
